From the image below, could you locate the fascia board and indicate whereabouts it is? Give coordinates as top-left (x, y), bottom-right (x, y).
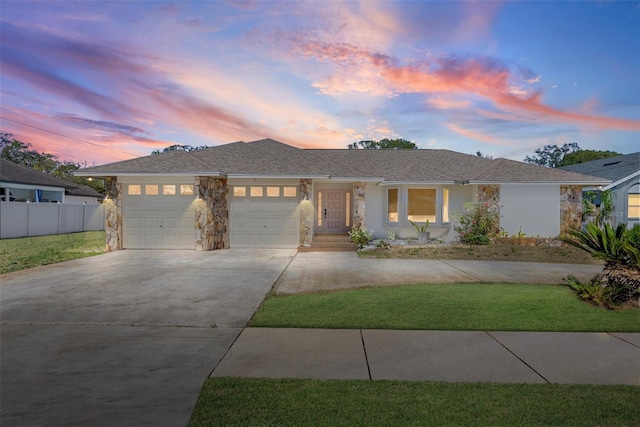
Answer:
top-left (378, 180), bottom-right (456, 186)
top-left (466, 180), bottom-right (612, 186)
top-left (226, 174), bottom-right (329, 179)
top-left (602, 171), bottom-right (640, 191)
top-left (74, 171), bottom-right (225, 177)
top-left (328, 176), bottom-right (385, 182)
top-left (0, 182), bottom-right (66, 191)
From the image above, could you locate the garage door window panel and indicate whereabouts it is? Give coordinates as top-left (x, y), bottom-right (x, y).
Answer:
top-left (128, 185), bottom-right (141, 195)
top-left (233, 186), bottom-right (246, 197)
top-left (283, 187), bottom-right (297, 197)
top-left (250, 186), bottom-right (263, 197)
top-left (180, 185), bottom-right (194, 196)
top-left (267, 187), bottom-right (280, 197)
top-left (145, 185), bottom-right (158, 196)
top-left (163, 185), bottom-right (176, 195)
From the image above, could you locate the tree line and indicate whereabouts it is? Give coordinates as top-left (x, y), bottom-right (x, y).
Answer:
top-left (0, 132), bottom-right (105, 193)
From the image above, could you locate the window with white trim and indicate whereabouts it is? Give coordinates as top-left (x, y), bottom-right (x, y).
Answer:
top-left (628, 185), bottom-right (640, 219)
top-left (407, 188), bottom-right (436, 223)
top-left (442, 188), bottom-right (450, 223)
top-left (387, 188), bottom-right (398, 222)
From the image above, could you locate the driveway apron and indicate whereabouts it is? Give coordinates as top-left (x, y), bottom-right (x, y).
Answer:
top-left (0, 249), bottom-right (295, 426)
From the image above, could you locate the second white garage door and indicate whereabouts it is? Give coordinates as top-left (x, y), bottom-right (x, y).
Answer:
top-left (230, 184), bottom-right (299, 248)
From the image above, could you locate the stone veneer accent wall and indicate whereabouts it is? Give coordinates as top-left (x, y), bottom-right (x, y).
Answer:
top-left (104, 177), bottom-right (122, 251)
top-left (353, 182), bottom-right (366, 229)
top-left (195, 177), bottom-right (228, 250)
top-left (477, 184), bottom-right (501, 232)
top-left (560, 185), bottom-right (583, 236)
top-left (299, 179), bottom-right (313, 247)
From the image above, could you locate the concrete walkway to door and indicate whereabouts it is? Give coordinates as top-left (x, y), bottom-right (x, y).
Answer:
top-left (0, 249), bottom-right (296, 427)
top-left (273, 252), bottom-right (604, 294)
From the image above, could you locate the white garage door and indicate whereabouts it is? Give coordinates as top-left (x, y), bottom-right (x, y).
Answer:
top-left (230, 185), bottom-right (299, 248)
top-left (123, 183), bottom-right (196, 249)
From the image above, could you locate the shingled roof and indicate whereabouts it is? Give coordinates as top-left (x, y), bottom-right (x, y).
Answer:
top-left (77, 139), bottom-right (610, 185)
top-left (0, 159), bottom-right (78, 189)
top-left (559, 152), bottom-right (640, 183)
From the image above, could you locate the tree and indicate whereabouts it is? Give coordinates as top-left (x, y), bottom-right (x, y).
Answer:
top-left (1, 133), bottom-right (44, 168)
top-left (559, 149), bottom-right (621, 167)
top-left (523, 143), bottom-right (580, 168)
top-left (151, 144), bottom-right (209, 154)
top-left (0, 132), bottom-right (104, 194)
top-left (347, 138), bottom-right (418, 150)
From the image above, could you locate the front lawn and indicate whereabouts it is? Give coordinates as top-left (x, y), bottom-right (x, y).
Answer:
top-left (251, 283), bottom-right (639, 332)
top-left (0, 231), bottom-right (105, 274)
top-left (190, 378), bottom-right (640, 426)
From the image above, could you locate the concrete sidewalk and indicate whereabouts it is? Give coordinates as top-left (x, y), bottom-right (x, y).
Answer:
top-left (212, 328), bottom-right (640, 385)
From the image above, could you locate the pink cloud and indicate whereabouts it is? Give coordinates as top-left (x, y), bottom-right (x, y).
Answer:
top-left (428, 97), bottom-right (472, 109)
top-left (288, 37), bottom-right (640, 132)
top-left (446, 123), bottom-right (511, 146)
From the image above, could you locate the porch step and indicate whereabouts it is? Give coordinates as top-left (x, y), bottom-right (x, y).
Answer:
top-left (298, 234), bottom-right (357, 252)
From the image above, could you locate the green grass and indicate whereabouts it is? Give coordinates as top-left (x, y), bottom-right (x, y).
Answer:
top-left (0, 231), bottom-right (105, 274)
top-left (190, 378), bottom-right (640, 426)
top-left (251, 283), bottom-right (639, 332)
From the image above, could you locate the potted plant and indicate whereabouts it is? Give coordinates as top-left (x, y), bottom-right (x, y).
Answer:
top-left (409, 219), bottom-right (430, 244)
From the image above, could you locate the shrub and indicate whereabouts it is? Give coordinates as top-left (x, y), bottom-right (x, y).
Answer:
top-left (452, 202), bottom-right (500, 245)
top-left (348, 227), bottom-right (374, 249)
top-left (563, 223), bottom-right (640, 307)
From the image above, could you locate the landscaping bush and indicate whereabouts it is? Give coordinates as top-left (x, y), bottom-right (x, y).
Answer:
top-left (348, 227), bottom-right (374, 249)
top-left (563, 223), bottom-right (640, 307)
top-left (452, 202), bottom-right (500, 245)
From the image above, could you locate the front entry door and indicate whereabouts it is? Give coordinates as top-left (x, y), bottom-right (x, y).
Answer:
top-left (317, 189), bottom-right (350, 233)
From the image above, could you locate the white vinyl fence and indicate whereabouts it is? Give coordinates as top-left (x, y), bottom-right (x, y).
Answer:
top-left (0, 202), bottom-right (105, 239)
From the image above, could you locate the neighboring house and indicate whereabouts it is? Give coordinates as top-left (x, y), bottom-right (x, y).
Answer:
top-left (560, 152), bottom-right (640, 228)
top-left (0, 159), bottom-right (103, 204)
top-left (76, 138), bottom-right (609, 251)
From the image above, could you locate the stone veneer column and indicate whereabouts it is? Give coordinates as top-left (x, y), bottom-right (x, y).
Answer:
top-left (560, 185), bottom-right (583, 236)
top-left (104, 177), bottom-right (122, 251)
top-left (195, 177), bottom-right (228, 250)
top-left (299, 179), bottom-right (313, 247)
top-left (353, 182), bottom-right (366, 229)
top-left (477, 184), bottom-right (501, 232)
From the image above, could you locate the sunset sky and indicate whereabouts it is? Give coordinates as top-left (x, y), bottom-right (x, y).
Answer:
top-left (1, 1), bottom-right (639, 166)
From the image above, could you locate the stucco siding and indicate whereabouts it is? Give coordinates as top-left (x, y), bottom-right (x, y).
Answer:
top-left (500, 184), bottom-right (560, 237)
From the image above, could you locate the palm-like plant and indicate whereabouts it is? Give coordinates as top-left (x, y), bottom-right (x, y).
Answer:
top-left (564, 223), bottom-right (639, 267)
top-left (563, 223), bottom-right (640, 306)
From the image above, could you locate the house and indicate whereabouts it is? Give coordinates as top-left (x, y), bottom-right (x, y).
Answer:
top-left (559, 152), bottom-right (640, 228)
top-left (0, 159), bottom-right (103, 204)
top-left (75, 138), bottom-right (609, 251)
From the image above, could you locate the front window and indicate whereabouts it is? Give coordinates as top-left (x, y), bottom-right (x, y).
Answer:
top-left (442, 188), bottom-right (450, 223)
top-left (629, 186), bottom-right (640, 219)
top-left (387, 189), bottom-right (398, 222)
top-left (407, 189), bottom-right (436, 223)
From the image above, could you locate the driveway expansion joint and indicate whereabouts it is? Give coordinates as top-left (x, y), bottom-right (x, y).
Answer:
top-left (438, 259), bottom-right (481, 282)
top-left (484, 331), bottom-right (550, 384)
top-left (359, 329), bottom-right (372, 380)
top-left (607, 332), bottom-right (640, 348)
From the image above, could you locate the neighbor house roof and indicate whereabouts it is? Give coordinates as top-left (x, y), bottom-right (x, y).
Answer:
top-left (0, 159), bottom-right (78, 189)
top-left (77, 138), bottom-right (610, 186)
top-left (66, 184), bottom-right (104, 199)
top-left (559, 153), bottom-right (640, 189)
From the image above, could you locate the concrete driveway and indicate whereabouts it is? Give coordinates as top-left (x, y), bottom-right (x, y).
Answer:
top-left (0, 249), bottom-right (296, 426)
